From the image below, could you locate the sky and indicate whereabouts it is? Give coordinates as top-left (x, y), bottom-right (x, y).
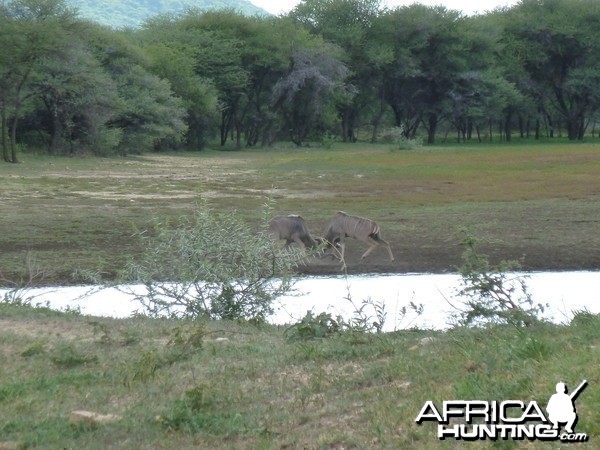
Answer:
top-left (250, 0), bottom-right (519, 16)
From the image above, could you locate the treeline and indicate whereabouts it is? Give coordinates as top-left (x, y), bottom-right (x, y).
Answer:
top-left (2, 0), bottom-right (600, 162)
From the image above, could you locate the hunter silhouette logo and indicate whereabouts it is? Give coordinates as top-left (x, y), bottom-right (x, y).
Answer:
top-left (546, 380), bottom-right (587, 434)
top-left (415, 379), bottom-right (589, 442)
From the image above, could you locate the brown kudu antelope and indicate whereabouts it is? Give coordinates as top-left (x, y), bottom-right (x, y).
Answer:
top-left (268, 215), bottom-right (319, 250)
top-left (323, 211), bottom-right (394, 263)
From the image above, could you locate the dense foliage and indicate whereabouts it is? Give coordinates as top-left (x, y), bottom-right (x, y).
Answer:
top-left (1, 0), bottom-right (600, 161)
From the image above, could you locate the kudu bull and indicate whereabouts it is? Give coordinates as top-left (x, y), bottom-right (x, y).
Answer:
top-left (268, 215), bottom-right (319, 250)
top-left (323, 211), bottom-right (394, 262)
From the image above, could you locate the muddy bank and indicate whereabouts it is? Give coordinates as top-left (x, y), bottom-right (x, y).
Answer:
top-left (3, 234), bottom-right (598, 287)
top-left (295, 240), bottom-right (600, 276)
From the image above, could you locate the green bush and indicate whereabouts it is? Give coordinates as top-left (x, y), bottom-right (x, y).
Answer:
top-left (451, 233), bottom-right (547, 327)
top-left (285, 311), bottom-right (342, 341)
top-left (117, 204), bottom-right (304, 322)
top-left (50, 342), bottom-right (98, 368)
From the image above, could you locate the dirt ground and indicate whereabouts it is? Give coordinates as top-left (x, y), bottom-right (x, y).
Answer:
top-left (294, 237), bottom-right (599, 276)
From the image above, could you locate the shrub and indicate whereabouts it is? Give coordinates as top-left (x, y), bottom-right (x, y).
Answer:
top-left (380, 126), bottom-right (422, 150)
top-left (284, 311), bottom-right (342, 341)
top-left (50, 342), bottom-right (98, 368)
top-left (117, 204), bottom-right (304, 322)
top-left (450, 233), bottom-right (547, 327)
top-left (285, 280), bottom-right (423, 341)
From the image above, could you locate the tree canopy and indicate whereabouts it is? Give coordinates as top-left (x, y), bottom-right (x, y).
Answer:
top-left (1, 0), bottom-right (599, 161)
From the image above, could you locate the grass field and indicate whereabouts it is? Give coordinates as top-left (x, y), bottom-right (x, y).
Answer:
top-left (1, 141), bottom-right (599, 283)
top-left (0, 302), bottom-right (598, 449)
top-left (1, 141), bottom-right (599, 449)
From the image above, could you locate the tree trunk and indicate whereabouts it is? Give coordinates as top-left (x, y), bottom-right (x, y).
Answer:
top-left (545, 112), bottom-right (554, 138)
top-left (370, 91), bottom-right (387, 143)
top-left (235, 124), bottom-right (242, 149)
top-left (220, 110), bottom-right (230, 146)
top-left (1, 110), bottom-right (8, 162)
top-left (49, 109), bottom-right (62, 154)
top-left (341, 107), bottom-right (356, 143)
top-left (518, 115), bottom-right (525, 138)
top-left (426, 113), bottom-right (437, 144)
top-left (467, 118), bottom-right (473, 141)
top-left (10, 114), bottom-right (19, 163)
top-left (370, 109), bottom-right (384, 143)
top-left (566, 118), bottom-right (579, 140)
top-left (504, 111), bottom-right (513, 142)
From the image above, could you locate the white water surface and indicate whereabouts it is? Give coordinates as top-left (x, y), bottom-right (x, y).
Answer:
top-left (2, 272), bottom-right (598, 330)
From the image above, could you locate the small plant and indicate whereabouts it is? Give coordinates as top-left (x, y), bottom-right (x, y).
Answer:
top-left (168, 321), bottom-right (205, 354)
top-left (381, 126), bottom-right (422, 151)
top-left (344, 294), bottom-right (388, 333)
top-left (161, 384), bottom-right (256, 435)
top-left (122, 322), bottom-right (204, 386)
top-left (285, 276), bottom-right (424, 341)
top-left (50, 342), bottom-right (98, 368)
top-left (320, 132), bottom-right (336, 149)
top-left (450, 232), bottom-right (547, 327)
top-left (119, 328), bottom-right (142, 346)
top-left (124, 349), bottom-right (162, 385)
top-left (20, 342), bottom-right (46, 358)
top-left (284, 298), bottom-right (387, 342)
top-left (395, 301), bottom-right (425, 330)
top-left (1, 252), bottom-right (49, 307)
top-left (89, 321), bottom-right (113, 345)
top-left (510, 331), bottom-right (552, 362)
top-left (568, 308), bottom-right (600, 339)
top-left (0, 252), bottom-right (47, 288)
top-left (284, 311), bottom-right (342, 341)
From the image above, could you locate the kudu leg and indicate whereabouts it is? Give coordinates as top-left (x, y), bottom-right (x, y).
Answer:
top-left (378, 237), bottom-right (395, 261)
top-left (384, 243), bottom-right (395, 261)
top-left (360, 243), bottom-right (377, 260)
top-left (292, 237), bottom-right (306, 249)
top-left (362, 236), bottom-right (395, 261)
top-left (338, 241), bottom-right (346, 260)
top-left (337, 239), bottom-right (347, 271)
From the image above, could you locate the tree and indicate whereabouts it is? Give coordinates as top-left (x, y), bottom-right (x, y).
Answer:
top-left (501, 0), bottom-right (600, 140)
top-left (272, 45), bottom-right (349, 146)
top-left (439, 13), bottom-right (522, 142)
top-left (375, 5), bottom-right (482, 144)
top-left (449, 70), bottom-right (522, 142)
top-left (139, 14), bottom-right (220, 150)
top-left (170, 10), bottom-right (299, 148)
top-left (29, 39), bottom-right (120, 154)
top-left (290, 0), bottom-right (381, 142)
top-left (0, 0), bottom-right (77, 162)
top-left (109, 61), bottom-right (187, 154)
top-left (84, 25), bottom-right (188, 154)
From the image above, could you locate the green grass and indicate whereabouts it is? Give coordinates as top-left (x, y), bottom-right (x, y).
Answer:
top-left (0, 303), bottom-right (598, 448)
top-left (1, 141), bottom-right (599, 282)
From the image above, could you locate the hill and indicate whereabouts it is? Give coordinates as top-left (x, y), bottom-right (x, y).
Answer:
top-left (68, 0), bottom-right (270, 28)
